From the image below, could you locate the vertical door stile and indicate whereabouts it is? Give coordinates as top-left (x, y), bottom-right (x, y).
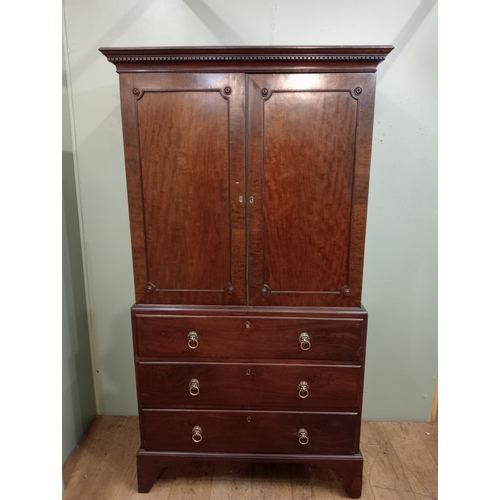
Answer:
top-left (244, 73), bottom-right (251, 306)
top-left (247, 75), bottom-right (265, 305)
top-left (227, 72), bottom-right (247, 305)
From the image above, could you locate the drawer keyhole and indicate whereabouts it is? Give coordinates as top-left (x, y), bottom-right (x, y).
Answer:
top-left (246, 369), bottom-right (251, 375)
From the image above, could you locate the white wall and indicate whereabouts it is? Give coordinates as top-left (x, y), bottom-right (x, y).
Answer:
top-left (63, 0), bottom-right (437, 420)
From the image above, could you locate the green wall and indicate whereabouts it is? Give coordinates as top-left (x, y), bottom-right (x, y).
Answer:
top-left (62, 0), bottom-right (437, 422)
top-left (62, 41), bottom-right (97, 463)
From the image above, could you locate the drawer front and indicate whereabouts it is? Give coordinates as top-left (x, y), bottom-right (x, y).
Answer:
top-left (134, 315), bottom-right (364, 361)
top-left (141, 409), bottom-right (358, 454)
top-left (138, 362), bottom-right (361, 411)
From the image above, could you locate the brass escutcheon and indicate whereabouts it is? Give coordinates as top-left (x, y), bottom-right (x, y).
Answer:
top-left (299, 332), bottom-right (311, 351)
top-left (192, 426), bottom-right (202, 442)
top-left (298, 428), bottom-right (309, 445)
top-left (189, 378), bottom-right (200, 396)
top-left (298, 381), bottom-right (309, 398)
top-left (188, 331), bottom-right (199, 349)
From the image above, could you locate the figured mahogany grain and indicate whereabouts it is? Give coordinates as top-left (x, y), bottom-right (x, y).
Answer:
top-left (116, 66), bottom-right (379, 307)
top-left (133, 313), bottom-right (366, 362)
top-left (138, 90), bottom-right (231, 291)
top-left (262, 90), bottom-right (356, 292)
top-left (247, 73), bottom-right (376, 307)
top-left (137, 362), bottom-right (361, 411)
top-left (117, 72), bottom-right (247, 305)
top-left (141, 409), bottom-right (359, 454)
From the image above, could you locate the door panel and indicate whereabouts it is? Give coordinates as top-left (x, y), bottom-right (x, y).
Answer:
top-left (262, 90), bottom-right (356, 291)
top-left (119, 73), bottom-right (246, 304)
top-left (139, 90), bottom-right (230, 291)
top-left (248, 74), bottom-right (376, 306)
top-left (120, 72), bottom-right (376, 306)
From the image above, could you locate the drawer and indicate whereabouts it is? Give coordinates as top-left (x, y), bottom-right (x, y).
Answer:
top-left (138, 362), bottom-right (361, 411)
top-left (141, 409), bottom-right (359, 454)
top-left (133, 315), bottom-right (365, 361)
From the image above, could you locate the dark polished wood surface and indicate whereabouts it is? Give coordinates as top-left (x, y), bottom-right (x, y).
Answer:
top-left (133, 311), bottom-right (366, 361)
top-left (118, 73), bottom-right (246, 304)
top-left (117, 70), bottom-right (377, 306)
top-left (137, 362), bottom-right (361, 411)
top-left (102, 45), bottom-right (392, 499)
top-left (262, 89), bottom-right (355, 291)
top-left (99, 45), bottom-right (393, 74)
top-left (141, 409), bottom-right (359, 454)
top-left (139, 90), bottom-right (231, 290)
top-left (247, 73), bottom-right (375, 307)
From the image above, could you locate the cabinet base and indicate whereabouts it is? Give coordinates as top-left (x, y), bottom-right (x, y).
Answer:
top-left (137, 449), bottom-right (363, 498)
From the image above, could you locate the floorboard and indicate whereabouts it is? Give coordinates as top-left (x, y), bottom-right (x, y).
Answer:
top-left (62, 416), bottom-right (437, 499)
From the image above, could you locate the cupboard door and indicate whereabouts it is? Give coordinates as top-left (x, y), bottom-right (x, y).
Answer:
top-left (248, 74), bottom-right (376, 307)
top-left (119, 73), bottom-right (246, 305)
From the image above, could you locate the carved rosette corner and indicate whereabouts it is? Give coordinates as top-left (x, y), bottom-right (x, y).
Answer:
top-left (224, 283), bottom-right (234, 295)
top-left (132, 88), bottom-right (146, 100)
top-left (260, 88), bottom-right (273, 101)
top-left (349, 86), bottom-right (363, 100)
top-left (219, 86), bottom-right (232, 100)
top-left (145, 282), bottom-right (157, 294)
top-left (340, 285), bottom-right (351, 297)
top-left (260, 284), bottom-right (271, 296)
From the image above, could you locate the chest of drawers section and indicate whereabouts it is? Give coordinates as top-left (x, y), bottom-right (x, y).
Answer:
top-left (132, 306), bottom-right (367, 494)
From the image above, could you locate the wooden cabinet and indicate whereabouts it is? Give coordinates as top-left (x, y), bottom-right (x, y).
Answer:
top-left (100, 45), bottom-right (392, 498)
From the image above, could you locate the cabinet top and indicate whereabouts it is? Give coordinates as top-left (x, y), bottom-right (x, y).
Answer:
top-left (99, 45), bottom-right (393, 74)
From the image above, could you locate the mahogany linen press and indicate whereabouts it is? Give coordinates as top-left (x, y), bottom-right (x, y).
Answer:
top-left (100, 45), bottom-right (392, 498)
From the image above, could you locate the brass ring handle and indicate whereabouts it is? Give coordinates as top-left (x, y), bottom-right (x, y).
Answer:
top-left (298, 381), bottom-right (309, 398)
top-left (189, 379), bottom-right (200, 396)
top-left (299, 332), bottom-right (311, 351)
top-left (187, 331), bottom-right (199, 349)
top-left (192, 426), bottom-right (202, 442)
top-left (298, 428), bottom-right (309, 445)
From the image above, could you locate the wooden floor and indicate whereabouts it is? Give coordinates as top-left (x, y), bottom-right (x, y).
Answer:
top-left (62, 416), bottom-right (437, 499)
